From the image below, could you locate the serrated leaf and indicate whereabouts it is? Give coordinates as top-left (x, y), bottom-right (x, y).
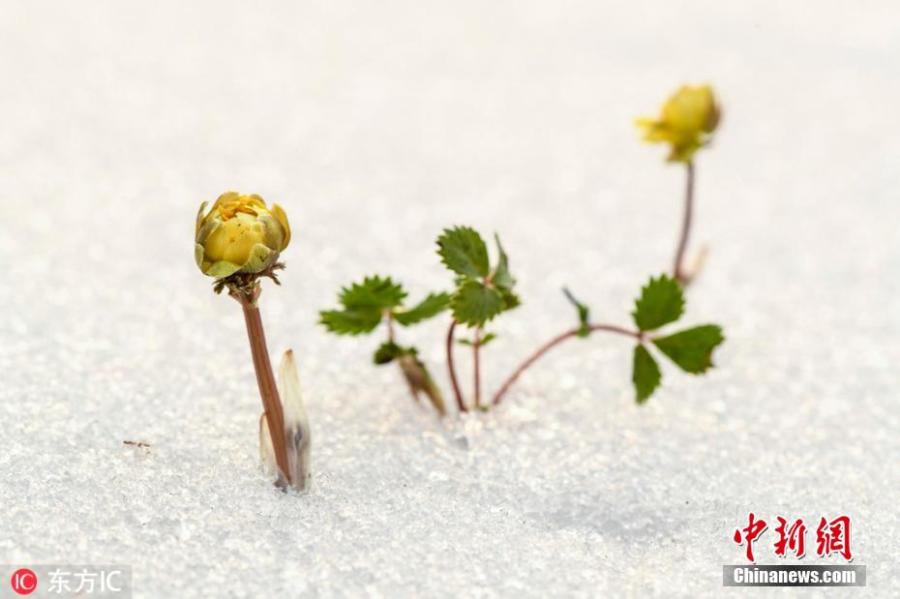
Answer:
top-left (499, 288), bottom-right (520, 312)
top-left (394, 292), bottom-right (451, 326)
top-left (341, 275), bottom-right (407, 311)
top-left (373, 341), bottom-right (405, 365)
top-left (652, 325), bottom-right (724, 374)
top-left (632, 274), bottom-right (685, 332)
top-left (437, 226), bottom-right (490, 278)
top-left (451, 280), bottom-right (503, 326)
top-left (632, 344), bottom-right (662, 404)
top-left (319, 308), bottom-right (382, 335)
top-left (491, 234), bottom-right (515, 290)
top-left (563, 287), bottom-right (591, 337)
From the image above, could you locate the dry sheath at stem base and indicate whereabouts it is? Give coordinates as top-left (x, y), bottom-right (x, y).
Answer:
top-left (260, 350), bottom-right (312, 491)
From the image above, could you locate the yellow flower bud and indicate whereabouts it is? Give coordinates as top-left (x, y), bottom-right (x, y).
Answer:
top-left (195, 192), bottom-right (292, 278)
top-left (636, 84), bottom-right (720, 163)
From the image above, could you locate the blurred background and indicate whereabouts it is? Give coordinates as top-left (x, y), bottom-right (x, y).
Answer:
top-left (1, 1), bottom-right (897, 597)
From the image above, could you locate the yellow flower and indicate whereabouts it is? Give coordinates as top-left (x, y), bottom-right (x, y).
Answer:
top-left (195, 192), bottom-right (291, 278)
top-left (636, 84), bottom-right (720, 163)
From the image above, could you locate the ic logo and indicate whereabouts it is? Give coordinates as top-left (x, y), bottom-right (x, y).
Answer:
top-left (10, 568), bottom-right (38, 595)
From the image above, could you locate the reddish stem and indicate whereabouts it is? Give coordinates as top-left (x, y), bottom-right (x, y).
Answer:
top-left (446, 320), bottom-right (467, 413)
top-left (238, 291), bottom-right (291, 485)
top-left (491, 323), bottom-right (641, 406)
top-left (673, 160), bottom-right (695, 284)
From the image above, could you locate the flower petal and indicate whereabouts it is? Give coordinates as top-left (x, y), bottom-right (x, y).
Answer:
top-left (271, 203), bottom-right (291, 250)
top-left (195, 215), bottom-right (220, 245)
top-left (204, 259), bottom-right (242, 278)
top-left (257, 213), bottom-right (286, 254)
top-left (194, 243), bottom-right (205, 270)
top-left (195, 201), bottom-right (208, 238)
top-left (241, 243), bottom-right (275, 274)
top-left (210, 191), bottom-right (240, 214)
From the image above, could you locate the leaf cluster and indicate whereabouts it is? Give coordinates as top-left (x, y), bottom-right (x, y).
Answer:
top-left (437, 227), bottom-right (519, 327)
top-left (319, 231), bottom-right (725, 413)
top-left (319, 276), bottom-right (450, 336)
top-left (629, 275), bottom-right (724, 403)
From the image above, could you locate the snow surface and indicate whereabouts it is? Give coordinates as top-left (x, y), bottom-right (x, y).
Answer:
top-left (1, 1), bottom-right (898, 597)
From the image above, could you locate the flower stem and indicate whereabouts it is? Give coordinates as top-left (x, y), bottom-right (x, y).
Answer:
top-left (473, 328), bottom-right (482, 409)
top-left (491, 323), bottom-right (641, 406)
top-left (446, 319), bottom-right (467, 413)
top-left (673, 160), bottom-right (695, 284)
top-left (236, 289), bottom-right (292, 485)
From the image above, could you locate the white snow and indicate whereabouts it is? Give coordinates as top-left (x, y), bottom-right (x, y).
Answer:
top-left (1, 1), bottom-right (898, 597)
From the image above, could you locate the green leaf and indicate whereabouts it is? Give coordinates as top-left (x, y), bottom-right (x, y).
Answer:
top-left (652, 325), bottom-right (725, 374)
top-left (563, 287), bottom-right (591, 337)
top-left (499, 288), bottom-right (520, 312)
top-left (373, 341), bottom-right (405, 365)
top-left (451, 280), bottom-right (503, 326)
top-left (632, 274), bottom-right (685, 332)
top-left (340, 275), bottom-right (407, 311)
top-left (632, 344), bottom-right (662, 404)
top-left (491, 234), bottom-right (515, 290)
top-left (479, 332), bottom-right (497, 346)
top-left (319, 308), bottom-right (382, 335)
top-left (320, 275), bottom-right (405, 335)
top-left (437, 226), bottom-right (490, 279)
top-left (457, 332), bottom-right (497, 347)
top-left (394, 292), bottom-right (451, 326)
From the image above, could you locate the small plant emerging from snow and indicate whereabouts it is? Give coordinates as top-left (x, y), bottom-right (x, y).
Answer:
top-left (195, 192), bottom-right (310, 491)
top-left (321, 239), bottom-right (723, 413)
top-left (321, 84), bottom-right (725, 414)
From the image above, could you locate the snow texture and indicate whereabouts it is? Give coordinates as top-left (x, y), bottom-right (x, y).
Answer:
top-left (1, 1), bottom-right (898, 597)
